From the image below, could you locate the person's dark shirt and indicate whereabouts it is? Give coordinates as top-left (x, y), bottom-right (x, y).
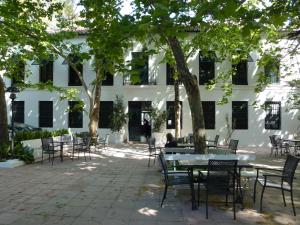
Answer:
top-left (165, 141), bottom-right (177, 147)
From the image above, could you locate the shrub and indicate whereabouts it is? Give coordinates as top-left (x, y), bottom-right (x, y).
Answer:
top-left (14, 143), bottom-right (34, 164)
top-left (0, 143), bottom-right (10, 162)
top-left (14, 129), bottom-right (68, 142)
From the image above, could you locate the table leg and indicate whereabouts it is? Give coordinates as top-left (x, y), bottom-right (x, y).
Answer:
top-left (60, 142), bottom-right (64, 162)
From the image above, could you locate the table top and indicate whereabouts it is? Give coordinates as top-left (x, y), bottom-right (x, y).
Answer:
top-left (179, 159), bottom-right (253, 168)
top-left (177, 143), bottom-right (194, 147)
top-left (164, 153), bottom-right (256, 161)
top-left (284, 139), bottom-right (300, 142)
top-left (164, 147), bottom-right (195, 154)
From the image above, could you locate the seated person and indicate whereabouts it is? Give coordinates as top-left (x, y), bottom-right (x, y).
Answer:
top-left (165, 133), bottom-right (178, 147)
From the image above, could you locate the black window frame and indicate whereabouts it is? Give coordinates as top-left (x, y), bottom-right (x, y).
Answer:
top-left (102, 72), bottom-right (114, 86)
top-left (40, 60), bottom-right (53, 83)
top-left (265, 60), bottom-right (280, 84)
top-left (166, 101), bottom-right (183, 129)
top-left (166, 63), bottom-right (175, 85)
top-left (68, 101), bottom-right (83, 128)
top-left (128, 51), bottom-right (149, 85)
top-left (12, 101), bottom-right (24, 123)
top-left (68, 63), bottom-right (83, 86)
top-left (265, 101), bottom-right (281, 130)
top-left (202, 101), bottom-right (215, 129)
top-left (232, 60), bottom-right (248, 85)
top-left (39, 101), bottom-right (53, 128)
top-left (99, 101), bottom-right (114, 128)
top-left (232, 101), bottom-right (248, 130)
top-left (199, 52), bottom-right (215, 85)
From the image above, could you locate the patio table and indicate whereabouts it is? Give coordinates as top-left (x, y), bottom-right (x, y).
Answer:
top-left (165, 154), bottom-right (256, 210)
top-left (164, 147), bottom-right (195, 154)
top-left (177, 143), bottom-right (194, 148)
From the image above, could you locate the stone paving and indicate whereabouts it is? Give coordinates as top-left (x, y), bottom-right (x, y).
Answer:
top-left (0, 144), bottom-right (299, 225)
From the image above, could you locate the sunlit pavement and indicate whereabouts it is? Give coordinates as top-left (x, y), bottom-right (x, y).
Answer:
top-left (0, 144), bottom-right (299, 225)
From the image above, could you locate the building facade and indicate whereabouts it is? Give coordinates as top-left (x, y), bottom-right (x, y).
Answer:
top-left (4, 36), bottom-right (300, 148)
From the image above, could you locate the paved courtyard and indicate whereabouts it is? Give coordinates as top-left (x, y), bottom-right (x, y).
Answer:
top-left (0, 144), bottom-right (299, 225)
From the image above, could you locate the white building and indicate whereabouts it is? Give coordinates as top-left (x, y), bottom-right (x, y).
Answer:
top-left (4, 36), bottom-right (300, 149)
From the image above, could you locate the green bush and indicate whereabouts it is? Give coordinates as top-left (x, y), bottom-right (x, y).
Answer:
top-left (14, 129), bottom-right (68, 142)
top-left (14, 143), bottom-right (34, 164)
top-left (0, 143), bottom-right (10, 162)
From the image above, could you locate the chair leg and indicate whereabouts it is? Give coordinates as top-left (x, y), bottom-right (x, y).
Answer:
top-left (233, 188), bottom-right (236, 220)
top-left (291, 190), bottom-right (296, 216)
top-left (206, 190), bottom-right (208, 219)
top-left (161, 184), bottom-right (168, 207)
top-left (84, 151), bottom-right (86, 161)
top-left (148, 155), bottom-right (151, 167)
top-left (51, 152), bottom-right (54, 165)
top-left (260, 185), bottom-right (266, 212)
top-left (89, 150), bottom-right (91, 160)
top-left (253, 178), bottom-right (258, 203)
top-left (153, 155), bottom-right (156, 165)
top-left (41, 151), bottom-right (44, 164)
top-left (282, 189), bottom-right (286, 206)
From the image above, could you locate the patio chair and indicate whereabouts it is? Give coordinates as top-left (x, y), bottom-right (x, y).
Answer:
top-left (147, 137), bottom-right (160, 167)
top-left (269, 135), bottom-right (280, 156)
top-left (206, 135), bottom-right (219, 149)
top-left (159, 152), bottom-right (196, 207)
top-left (228, 139), bottom-right (239, 154)
top-left (200, 159), bottom-right (238, 219)
top-left (97, 134), bottom-right (110, 149)
top-left (253, 154), bottom-right (300, 216)
top-left (72, 136), bottom-right (92, 161)
top-left (41, 137), bottom-right (61, 165)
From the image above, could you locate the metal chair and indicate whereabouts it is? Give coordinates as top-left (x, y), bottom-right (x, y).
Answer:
top-left (97, 134), bottom-right (110, 149)
top-left (269, 135), bottom-right (280, 156)
top-left (206, 135), bottom-right (219, 149)
top-left (72, 136), bottom-right (92, 161)
top-left (158, 152), bottom-right (191, 207)
top-left (253, 154), bottom-right (300, 216)
top-left (228, 139), bottom-right (239, 154)
top-left (147, 137), bottom-right (160, 167)
top-left (41, 137), bottom-right (61, 165)
top-left (201, 159), bottom-right (238, 219)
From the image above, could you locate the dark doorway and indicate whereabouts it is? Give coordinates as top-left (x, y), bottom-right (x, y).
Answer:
top-left (128, 101), bottom-right (151, 141)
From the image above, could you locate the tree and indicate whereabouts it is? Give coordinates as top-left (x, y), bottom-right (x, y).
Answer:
top-left (131, 0), bottom-right (280, 153)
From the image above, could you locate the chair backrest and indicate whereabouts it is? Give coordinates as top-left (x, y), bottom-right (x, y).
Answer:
top-left (269, 135), bottom-right (278, 147)
top-left (82, 137), bottom-right (91, 147)
top-left (282, 155), bottom-right (300, 186)
top-left (207, 159), bottom-right (237, 193)
top-left (214, 135), bottom-right (220, 145)
top-left (104, 134), bottom-right (110, 145)
top-left (228, 139), bottom-right (239, 154)
top-left (158, 152), bottom-right (169, 182)
top-left (148, 137), bottom-right (156, 148)
top-left (41, 137), bottom-right (53, 150)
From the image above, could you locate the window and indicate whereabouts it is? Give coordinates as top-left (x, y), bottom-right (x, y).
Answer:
top-left (232, 101), bottom-right (248, 129)
top-left (265, 101), bottom-right (281, 130)
top-left (11, 61), bottom-right (25, 85)
top-left (265, 60), bottom-right (280, 83)
top-left (166, 101), bottom-right (182, 129)
top-left (99, 101), bottom-right (113, 128)
top-left (199, 52), bottom-right (215, 85)
top-left (166, 63), bottom-right (175, 85)
top-left (232, 60), bottom-right (248, 85)
top-left (128, 51), bottom-right (149, 85)
top-left (102, 72), bottom-right (114, 86)
top-left (12, 101), bottom-right (24, 123)
top-left (202, 101), bottom-right (215, 129)
top-left (69, 63), bottom-right (83, 86)
top-left (39, 101), bottom-right (53, 127)
top-left (40, 60), bottom-right (53, 83)
top-left (68, 101), bottom-right (83, 128)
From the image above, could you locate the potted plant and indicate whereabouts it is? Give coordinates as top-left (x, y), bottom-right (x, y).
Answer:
top-left (110, 95), bottom-right (127, 144)
top-left (149, 105), bottom-right (167, 146)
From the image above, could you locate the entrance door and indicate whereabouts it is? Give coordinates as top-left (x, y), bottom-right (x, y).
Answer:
top-left (128, 101), bottom-right (151, 141)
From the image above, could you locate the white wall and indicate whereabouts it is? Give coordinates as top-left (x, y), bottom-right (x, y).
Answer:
top-left (4, 36), bottom-right (300, 148)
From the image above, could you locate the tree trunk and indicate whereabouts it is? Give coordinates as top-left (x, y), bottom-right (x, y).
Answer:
top-left (167, 36), bottom-right (206, 153)
top-left (88, 78), bottom-right (101, 138)
top-left (174, 79), bottom-right (181, 139)
top-left (0, 77), bottom-right (9, 144)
